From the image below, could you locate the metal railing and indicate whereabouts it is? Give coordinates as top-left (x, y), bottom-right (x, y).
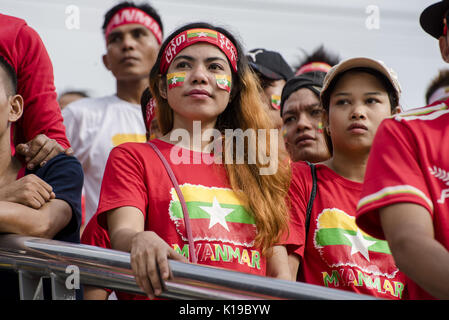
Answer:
top-left (0, 234), bottom-right (376, 300)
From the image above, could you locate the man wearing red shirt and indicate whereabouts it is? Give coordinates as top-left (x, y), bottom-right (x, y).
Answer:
top-left (356, 0), bottom-right (449, 299)
top-left (0, 13), bottom-right (72, 168)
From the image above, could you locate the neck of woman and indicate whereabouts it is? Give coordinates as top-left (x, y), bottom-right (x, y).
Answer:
top-left (322, 148), bottom-right (370, 183)
top-left (160, 117), bottom-right (219, 152)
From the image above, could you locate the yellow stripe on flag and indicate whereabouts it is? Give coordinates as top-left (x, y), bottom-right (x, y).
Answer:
top-left (187, 29), bottom-right (217, 36)
top-left (167, 72), bottom-right (186, 80)
top-left (170, 183), bottom-right (245, 206)
top-left (317, 208), bottom-right (371, 237)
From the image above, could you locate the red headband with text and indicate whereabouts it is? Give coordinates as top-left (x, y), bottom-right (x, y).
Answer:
top-left (145, 98), bottom-right (157, 131)
top-left (105, 7), bottom-right (162, 44)
top-left (159, 28), bottom-right (238, 74)
top-left (295, 62), bottom-right (332, 76)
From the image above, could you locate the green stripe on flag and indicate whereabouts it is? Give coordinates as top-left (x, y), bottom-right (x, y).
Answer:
top-left (315, 228), bottom-right (391, 254)
top-left (187, 30), bottom-right (217, 38)
top-left (170, 201), bottom-right (255, 224)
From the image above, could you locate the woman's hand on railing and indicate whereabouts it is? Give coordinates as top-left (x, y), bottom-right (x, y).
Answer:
top-left (130, 231), bottom-right (187, 299)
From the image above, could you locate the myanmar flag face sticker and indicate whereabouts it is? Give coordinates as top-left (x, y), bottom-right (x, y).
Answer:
top-left (313, 208), bottom-right (398, 278)
top-left (168, 183), bottom-right (257, 247)
top-left (215, 75), bottom-right (231, 92)
top-left (271, 95), bottom-right (281, 110)
top-left (187, 28), bottom-right (218, 41)
top-left (167, 72), bottom-right (186, 89)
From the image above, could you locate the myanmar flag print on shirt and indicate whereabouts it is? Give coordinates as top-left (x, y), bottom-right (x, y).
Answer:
top-left (169, 183), bottom-right (257, 247)
top-left (314, 209), bottom-right (398, 278)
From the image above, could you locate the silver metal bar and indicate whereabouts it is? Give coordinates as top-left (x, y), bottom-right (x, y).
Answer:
top-left (0, 234), bottom-right (377, 300)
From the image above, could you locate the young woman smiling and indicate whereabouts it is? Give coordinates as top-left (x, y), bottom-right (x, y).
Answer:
top-left (93, 22), bottom-right (293, 299)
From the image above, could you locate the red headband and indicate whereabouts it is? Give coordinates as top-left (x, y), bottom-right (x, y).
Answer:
top-left (105, 7), bottom-right (162, 44)
top-left (144, 98), bottom-right (157, 131)
top-left (295, 62), bottom-right (332, 76)
top-left (159, 28), bottom-right (238, 74)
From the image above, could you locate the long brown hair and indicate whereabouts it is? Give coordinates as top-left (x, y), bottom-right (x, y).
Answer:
top-left (149, 22), bottom-right (291, 255)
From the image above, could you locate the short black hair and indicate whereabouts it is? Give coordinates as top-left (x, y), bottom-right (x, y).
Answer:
top-left (294, 45), bottom-right (340, 72)
top-left (102, 1), bottom-right (163, 35)
top-left (59, 90), bottom-right (89, 99)
top-left (0, 55), bottom-right (17, 95)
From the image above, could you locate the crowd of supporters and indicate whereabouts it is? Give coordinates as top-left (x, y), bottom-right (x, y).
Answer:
top-left (1, 0), bottom-right (449, 300)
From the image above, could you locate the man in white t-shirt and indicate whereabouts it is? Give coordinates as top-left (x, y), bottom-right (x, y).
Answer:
top-left (63, 1), bottom-right (164, 229)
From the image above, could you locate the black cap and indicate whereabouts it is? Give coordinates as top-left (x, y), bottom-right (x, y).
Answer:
top-left (247, 48), bottom-right (294, 81)
top-left (420, 1), bottom-right (449, 39)
top-left (280, 71), bottom-right (326, 115)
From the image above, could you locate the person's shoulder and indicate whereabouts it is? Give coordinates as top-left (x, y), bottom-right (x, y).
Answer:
top-left (393, 100), bottom-right (449, 125)
top-left (109, 140), bottom-right (165, 168)
top-left (0, 13), bottom-right (26, 27)
top-left (33, 154), bottom-right (82, 177)
top-left (290, 160), bottom-right (314, 186)
top-left (63, 95), bottom-right (112, 112)
top-left (0, 14), bottom-right (28, 55)
top-left (291, 160), bottom-right (313, 175)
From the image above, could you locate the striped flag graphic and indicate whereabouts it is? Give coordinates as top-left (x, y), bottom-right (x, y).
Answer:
top-left (187, 28), bottom-right (218, 41)
top-left (167, 72), bottom-right (186, 89)
top-left (314, 208), bottom-right (398, 277)
top-left (169, 184), bottom-right (257, 247)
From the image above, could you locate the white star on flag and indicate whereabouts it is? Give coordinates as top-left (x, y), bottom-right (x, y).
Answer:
top-left (171, 76), bottom-right (177, 84)
top-left (199, 197), bottom-right (234, 232)
top-left (197, 32), bottom-right (208, 37)
top-left (344, 228), bottom-right (377, 261)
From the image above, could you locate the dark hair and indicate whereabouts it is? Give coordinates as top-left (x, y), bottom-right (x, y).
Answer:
top-left (140, 86), bottom-right (151, 112)
top-left (294, 45), bottom-right (340, 72)
top-left (140, 87), bottom-right (152, 140)
top-left (425, 69), bottom-right (449, 104)
top-left (0, 55), bottom-right (17, 95)
top-left (59, 90), bottom-right (89, 99)
top-left (321, 67), bottom-right (399, 156)
top-left (102, 1), bottom-right (163, 35)
top-left (149, 21), bottom-right (249, 134)
top-left (254, 71), bottom-right (276, 89)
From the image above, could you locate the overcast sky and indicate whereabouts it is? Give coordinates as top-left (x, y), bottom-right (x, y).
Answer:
top-left (2, 0), bottom-right (446, 110)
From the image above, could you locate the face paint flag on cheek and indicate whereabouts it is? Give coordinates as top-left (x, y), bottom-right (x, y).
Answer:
top-left (216, 75), bottom-right (231, 93)
top-left (318, 122), bottom-right (324, 133)
top-left (167, 72), bottom-right (186, 89)
top-left (271, 95), bottom-right (281, 110)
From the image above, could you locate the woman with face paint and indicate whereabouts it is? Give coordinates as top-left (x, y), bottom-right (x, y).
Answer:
top-left (282, 57), bottom-right (408, 299)
top-left (95, 22), bottom-right (293, 299)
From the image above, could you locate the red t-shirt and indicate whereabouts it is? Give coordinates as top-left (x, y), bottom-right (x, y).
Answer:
top-left (284, 161), bottom-right (407, 299)
top-left (94, 139), bottom-right (266, 298)
top-left (356, 100), bottom-right (449, 300)
top-left (0, 13), bottom-right (70, 150)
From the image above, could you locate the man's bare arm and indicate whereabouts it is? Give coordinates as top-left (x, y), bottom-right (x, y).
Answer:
top-left (380, 203), bottom-right (449, 299)
top-left (0, 199), bottom-right (72, 238)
